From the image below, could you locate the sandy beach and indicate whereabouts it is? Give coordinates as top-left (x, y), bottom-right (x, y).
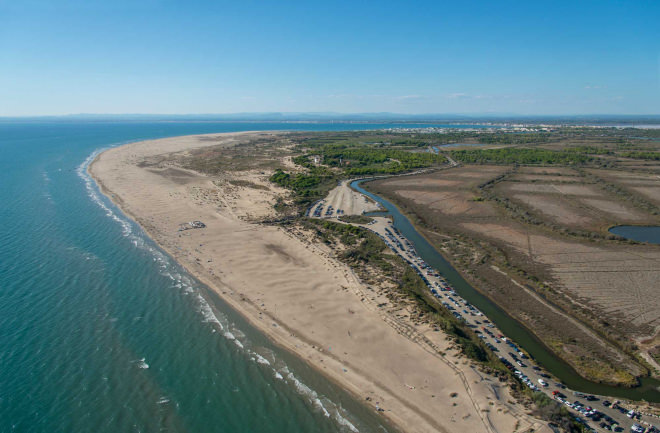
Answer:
top-left (89, 132), bottom-right (551, 433)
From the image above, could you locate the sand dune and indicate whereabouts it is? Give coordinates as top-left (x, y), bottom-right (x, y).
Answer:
top-left (90, 132), bottom-right (550, 433)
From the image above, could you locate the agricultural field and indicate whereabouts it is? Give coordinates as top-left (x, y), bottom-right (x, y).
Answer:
top-left (367, 160), bottom-right (660, 385)
top-left (492, 167), bottom-right (656, 233)
top-left (587, 168), bottom-right (660, 208)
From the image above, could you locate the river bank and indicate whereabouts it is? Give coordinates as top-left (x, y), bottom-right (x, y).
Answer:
top-left (89, 132), bottom-right (550, 433)
top-left (356, 178), bottom-right (660, 404)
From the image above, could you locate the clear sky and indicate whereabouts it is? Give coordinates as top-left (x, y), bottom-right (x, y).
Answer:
top-left (1, 0), bottom-right (659, 116)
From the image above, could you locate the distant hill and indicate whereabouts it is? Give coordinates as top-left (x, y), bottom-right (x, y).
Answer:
top-left (2, 112), bottom-right (659, 125)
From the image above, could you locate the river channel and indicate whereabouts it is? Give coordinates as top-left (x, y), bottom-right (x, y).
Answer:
top-left (351, 179), bottom-right (660, 402)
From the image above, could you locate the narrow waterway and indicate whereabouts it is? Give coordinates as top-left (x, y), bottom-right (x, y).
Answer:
top-left (352, 179), bottom-right (660, 402)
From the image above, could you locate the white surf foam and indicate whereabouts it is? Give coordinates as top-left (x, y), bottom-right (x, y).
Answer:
top-left (254, 354), bottom-right (271, 366)
top-left (133, 358), bottom-right (149, 369)
top-left (80, 148), bottom-right (362, 433)
top-left (314, 398), bottom-right (331, 418)
top-left (78, 149), bottom-right (134, 239)
top-left (332, 408), bottom-right (359, 433)
top-left (198, 294), bottom-right (223, 328)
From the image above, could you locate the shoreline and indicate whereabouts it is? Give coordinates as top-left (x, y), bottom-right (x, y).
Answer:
top-left (88, 132), bottom-right (550, 433)
top-left (87, 144), bottom-right (412, 432)
top-left (87, 142), bottom-right (396, 428)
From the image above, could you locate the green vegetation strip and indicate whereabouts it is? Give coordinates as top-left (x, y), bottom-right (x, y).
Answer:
top-left (269, 166), bottom-right (337, 208)
top-left (451, 147), bottom-right (593, 165)
top-left (269, 134), bottom-right (450, 213)
top-left (337, 215), bottom-right (374, 224)
top-left (317, 146), bottom-right (446, 175)
top-left (620, 151), bottom-right (660, 160)
top-left (532, 392), bottom-right (589, 433)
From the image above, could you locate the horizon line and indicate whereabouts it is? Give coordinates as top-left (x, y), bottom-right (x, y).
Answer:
top-left (2, 112), bottom-right (660, 119)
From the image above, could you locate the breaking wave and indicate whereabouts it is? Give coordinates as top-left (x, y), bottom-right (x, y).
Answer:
top-left (79, 148), bottom-right (363, 433)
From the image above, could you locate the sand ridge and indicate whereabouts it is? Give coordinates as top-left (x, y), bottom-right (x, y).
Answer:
top-left (89, 132), bottom-right (550, 433)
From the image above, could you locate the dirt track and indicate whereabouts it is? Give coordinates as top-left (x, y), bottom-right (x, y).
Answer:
top-left (310, 180), bottom-right (381, 218)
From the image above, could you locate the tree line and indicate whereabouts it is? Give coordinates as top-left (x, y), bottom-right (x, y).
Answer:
top-left (451, 147), bottom-right (593, 165)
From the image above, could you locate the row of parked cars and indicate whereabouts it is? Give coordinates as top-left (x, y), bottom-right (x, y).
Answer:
top-left (365, 217), bottom-right (660, 433)
top-left (552, 392), bottom-right (657, 432)
top-left (566, 399), bottom-right (621, 431)
top-left (310, 200), bottom-right (345, 218)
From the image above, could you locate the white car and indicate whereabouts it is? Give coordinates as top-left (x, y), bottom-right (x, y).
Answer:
top-left (537, 379), bottom-right (548, 387)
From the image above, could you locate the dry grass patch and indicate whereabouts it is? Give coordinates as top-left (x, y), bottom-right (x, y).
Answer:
top-left (630, 186), bottom-right (660, 204)
top-left (510, 193), bottom-right (595, 227)
top-left (394, 189), bottom-right (496, 216)
top-left (586, 168), bottom-right (660, 209)
top-left (517, 167), bottom-right (580, 175)
top-left (581, 198), bottom-right (649, 221)
top-left (505, 183), bottom-right (602, 196)
top-left (509, 174), bottom-right (584, 183)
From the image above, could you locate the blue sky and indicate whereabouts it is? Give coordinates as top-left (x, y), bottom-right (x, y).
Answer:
top-left (1, 0), bottom-right (659, 116)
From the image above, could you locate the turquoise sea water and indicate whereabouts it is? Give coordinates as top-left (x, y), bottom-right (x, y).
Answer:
top-left (3, 121), bottom-right (497, 433)
top-left (0, 121), bottom-right (413, 433)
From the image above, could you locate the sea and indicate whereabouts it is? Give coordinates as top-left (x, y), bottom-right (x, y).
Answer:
top-left (0, 121), bottom-right (478, 433)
